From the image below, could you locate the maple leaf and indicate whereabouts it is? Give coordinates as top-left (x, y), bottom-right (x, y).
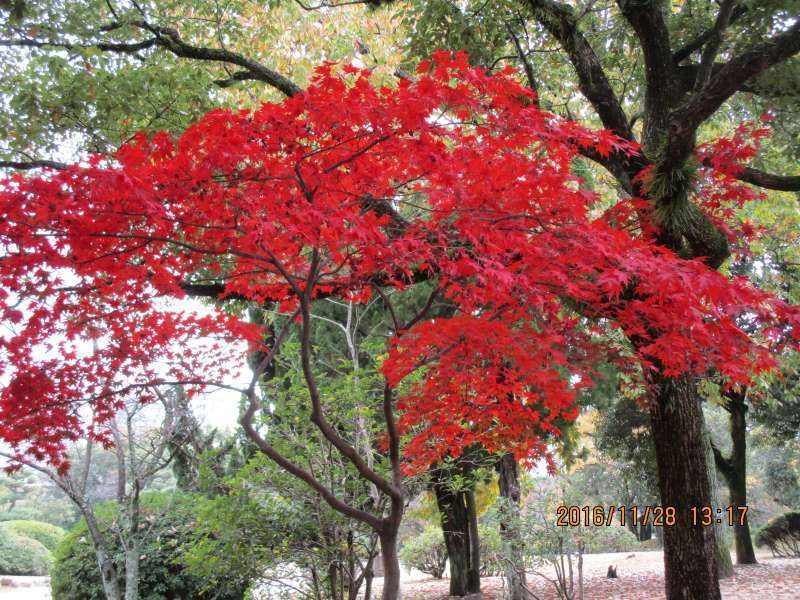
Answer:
top-left (0, 55), bottom-right (796, 476)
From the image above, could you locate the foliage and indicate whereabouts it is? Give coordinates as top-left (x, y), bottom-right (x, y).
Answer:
top-left (0, 0), bottom-right (407, 162)
top-left (0, 519), bottom-right (65, 552)
top-left (183, 453), bottom-right (378, 600)
top-left (0, 528), bottom-right (52, 575)
top-left (0, 472), bottom-right (79, 529)
top-left (581, 525), bottom-right (640, 554)
top-left (50, 493), bottom-right (243, 600)
top-left (477, 523), bottom-right (504, 577)
top-left (1, 54), bottom-right (795, 477)
top-left (755, 512), bottom-right (800, 558)
top-left (399, 526), bottom-right (448, 579)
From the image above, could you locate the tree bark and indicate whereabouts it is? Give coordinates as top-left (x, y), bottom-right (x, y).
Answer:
top-left (496, 454), bottom-right (527, 600)
top-left (465, 489), bottom-right (481, 592)
top-left (712, 392), bottom-right (757, 564)
top-left (124, 544), bottom-right (140, 600)
top-left (83, 510), bottom-right (122, 600)
top-left (649, 375), bottom-right (721, 600)
top-left (433, 478), bottom-right (479, 597)
top-left (379, 528), bottom-right (402, 600)
top-left (703, 425), bottom-right (734, 579)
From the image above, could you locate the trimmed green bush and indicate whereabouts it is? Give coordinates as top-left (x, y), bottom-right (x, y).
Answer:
top-left (0, 520), bottom-right (66, 552)
top-left (755, 511), bottom-right (800, 558)
top-left (0, 507), bottom-right (40, 523)
top-left (0, 529), bottom-right (52, 575)
top-left (51, 493), bottom-right (244, 600)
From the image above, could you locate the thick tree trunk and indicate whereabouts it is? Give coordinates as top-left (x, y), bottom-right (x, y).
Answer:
top-left (433, 480), bottom-right (480, 596)
top-left (650, 375), bottom-right (720, 600)
top-left (496, 454), bottom-right (527, 600)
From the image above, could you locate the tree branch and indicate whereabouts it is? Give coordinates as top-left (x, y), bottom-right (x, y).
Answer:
top-left (297, 254), bottom-right (403, 502)
top-left (615, 0), bottom-right (677, 153)
top-left (0, 159), bottom-right (68, 170)
top-left (701, 156), bottom-right (800, 192)
top-left (666, 20), bottom-right (800, 168)
top-left (2, 18), bottom-right (302, 98)
top-left (135, 21), bottom-right (302, 97)
top-left (0, 36), bottom-right (157, 54)
top-left (710, 441), bottom-right (734, 483)
top-left (240, 389), bottom-right (383, 531)
top-left (693, 0), bottom-right (737, 92)
top-left (526, 0), bottom-right (633, 141)
top-left (672, 4), bottom-right (748, 64)
top-left (506, 22), bottom-right (537, 95)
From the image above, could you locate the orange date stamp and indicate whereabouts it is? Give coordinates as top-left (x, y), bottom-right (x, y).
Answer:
top-left (556, 505), bottom-right (748, 527)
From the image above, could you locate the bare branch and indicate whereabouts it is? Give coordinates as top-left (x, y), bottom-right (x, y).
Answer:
top-left (0, 159), bottom-right (68, 170)
top-left (135, 21), bottom-right (302, 97)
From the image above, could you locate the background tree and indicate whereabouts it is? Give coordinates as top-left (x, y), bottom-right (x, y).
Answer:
top-left (0, 390), bottom-right (188, 600)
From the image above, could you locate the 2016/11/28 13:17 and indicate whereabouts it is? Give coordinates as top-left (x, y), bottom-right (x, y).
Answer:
top-left (556, 505), bottom-right (748, 527)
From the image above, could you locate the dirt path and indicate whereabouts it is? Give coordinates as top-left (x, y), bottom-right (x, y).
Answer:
top-left (393, 551), bottom-right (800, 599)
top-left (2, 552), bottom-right (797, 599)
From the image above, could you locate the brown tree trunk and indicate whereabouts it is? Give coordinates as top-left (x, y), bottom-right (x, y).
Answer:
top-left (433, 478), bottom-right (480, 597)
top-left (379, 499), bottom-right (404, 600)
top-left (496, 453), bottom-right (527, 600)
top-left (379, 530), bottom-right (401, 600)
top-left (728, 393), bottom-right (757, 564)
top-left (465, 488), bottom-right (481, 592)
top-left (712, 391), bottom-right (757, 564)
top-left (650, 375), bottom-right (720, 600)
top-left (703, 425), bottom-right (734, 579)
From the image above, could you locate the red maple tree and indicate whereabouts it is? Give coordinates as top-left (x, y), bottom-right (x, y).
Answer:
top-left (1, 52), bottom-right (796, 598)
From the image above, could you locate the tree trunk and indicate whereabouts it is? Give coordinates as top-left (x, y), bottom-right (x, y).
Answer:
top-left (496, 454), bottom-right (527, 600)
top-left (379, 529), bottom-right (401, 600)
top-left (124, 544), bottom-right (140, 600)
top-left (653, 523), bottom-right (664, 546)
top-left (465, 489), bottom-right (481, 593)
top-left (639, 521), bottom-right (652, 542)
top-left (724, 393), bottom-right (757, 564)
top-left (649, 375), bottom-right (720, 600)
top-left (703, 424), bottom-right (733, 579)
top-left (363, 551), bottom-right (375, 600)
top-left (433, 480), bottom-right (479, 596)
top-left (328, 561), bottom-right (341, 600)
top-left (84, 510), bottom-right (122, 600)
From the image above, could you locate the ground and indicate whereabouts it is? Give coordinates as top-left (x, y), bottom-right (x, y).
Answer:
top-left (389, 551), bottom-right (800, 599)
top-left (2, 552), bottom-right (797, 598)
